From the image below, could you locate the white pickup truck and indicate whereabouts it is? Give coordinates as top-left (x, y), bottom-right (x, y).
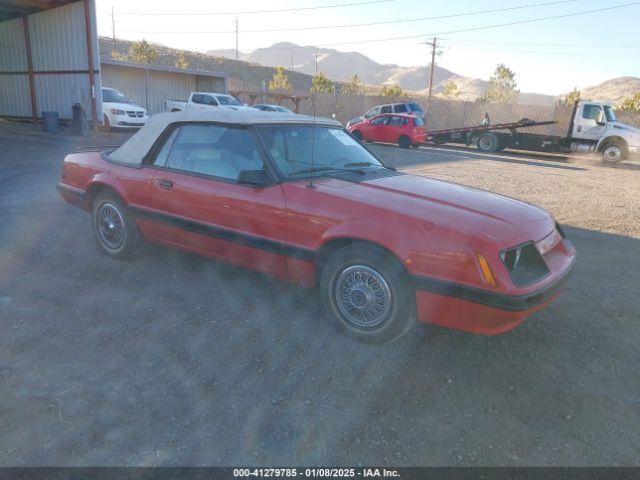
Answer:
top-left (165, 92), bottom-right (248, 112)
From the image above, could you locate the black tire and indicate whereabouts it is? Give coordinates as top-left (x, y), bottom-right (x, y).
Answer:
top-left (477, 133), bottom-right (499, 152)
top-left (103, 115), bottom-right (111, 132)
top-left (320, 244), bottom-right (416, 344)
top-left (92, 190), bottom-right (145, 259)
top-left (600, 139), bottom-right (628, 164)
top-left (352, 130), bottom-right (363, 142)
top-left (411, 142), bottom-right (420, 149)
top-left (398, 136), bottom-right (411, 149)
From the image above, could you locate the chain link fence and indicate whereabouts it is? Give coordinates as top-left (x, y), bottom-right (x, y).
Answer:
top-left (234, 89), bottom-right (640, 132)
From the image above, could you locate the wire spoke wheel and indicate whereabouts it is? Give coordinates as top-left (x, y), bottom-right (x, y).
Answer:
top-left (97, 203), bottom-right (125, 250)
top-left (334, 265), bottom-right (392, 328)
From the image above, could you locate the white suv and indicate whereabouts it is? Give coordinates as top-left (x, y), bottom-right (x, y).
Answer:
top-left (346, 102), bottom-right (424, 128)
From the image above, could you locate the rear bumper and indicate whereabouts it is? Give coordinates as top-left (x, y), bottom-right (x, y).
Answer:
top-left (413, 255), bottom-right (575, 335)
top-left (57, 183), bottom-right (85, 208)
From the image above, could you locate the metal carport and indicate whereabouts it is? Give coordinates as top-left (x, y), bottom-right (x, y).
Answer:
top-left (0, 0), bottom-right (100, 125)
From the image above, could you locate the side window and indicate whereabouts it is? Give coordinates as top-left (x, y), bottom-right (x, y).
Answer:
top-left (365, 106), bottom-right (380, 118)
top-left (203, 95), bottom-right (218, 106)
top-left (582, 104), bottom-right (603, 121)
top-left (413, 117), bottom-right (424, 127)
top-left (191, 94), bottom-right (204, 104)
top-left (153, 127), bottom-right (180, 166)
top-left (394, 104), bottom-right (408, 113)
top-left (370, 116), bottom-right (389, 126)
top-left (387, 116), bottom-right (404, 126)
top-left (380, 105), bottom-right (392, 114)
top-left (165, 124), bottom-right (263, 181)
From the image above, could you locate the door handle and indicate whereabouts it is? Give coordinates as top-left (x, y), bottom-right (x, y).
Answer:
top-left (157, 178), bottom-right (173, 189)
top-left (577, 125), bottom-right (582, 132)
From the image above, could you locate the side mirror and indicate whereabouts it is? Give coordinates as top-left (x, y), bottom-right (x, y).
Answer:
top-left (596, 121), bottom-right (606, 127)
top-left (238, 169), bottom-right (271, 187)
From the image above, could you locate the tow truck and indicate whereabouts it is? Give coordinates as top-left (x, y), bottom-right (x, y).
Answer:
top-left (425, 101), bottom-right (640, 163)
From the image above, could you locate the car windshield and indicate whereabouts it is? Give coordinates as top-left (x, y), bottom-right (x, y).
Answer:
top-left (604, 106), bottom-right (617, 122)
top-left (215, 95), bottom-right (243, 106)
top-left (258, 126), bottom-right (386, 179)
top-left (408, 102), bottom-right (423, 112)
top-left (102, 88), bottom-right (132, 103)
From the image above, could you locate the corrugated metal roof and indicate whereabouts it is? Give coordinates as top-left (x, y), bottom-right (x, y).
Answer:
top-left (101, 59), bottom-right (227, 79)
top-left (0, 0), bottom-right (81, 22)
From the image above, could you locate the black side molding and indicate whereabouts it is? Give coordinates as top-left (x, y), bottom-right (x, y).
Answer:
top-left (129, 206), bottom-right (315, 262)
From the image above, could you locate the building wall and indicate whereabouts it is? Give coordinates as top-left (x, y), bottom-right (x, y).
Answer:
top-left (100, 64), bottom-right (226, 115)
top-left (0, 1), bottom-right (101, 120)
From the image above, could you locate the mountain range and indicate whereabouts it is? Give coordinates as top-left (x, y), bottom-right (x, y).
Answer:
top-left (208, 42), bottom-right (639, 107)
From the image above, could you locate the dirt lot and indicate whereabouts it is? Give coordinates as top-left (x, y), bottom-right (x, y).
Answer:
top-left (0, 122), bottom-right (639, 466)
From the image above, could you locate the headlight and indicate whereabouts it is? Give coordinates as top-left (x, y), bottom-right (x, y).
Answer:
top-left (111, 108), bottom-right (125, 115)
top-left (500, 243), bottom-right (550, 287)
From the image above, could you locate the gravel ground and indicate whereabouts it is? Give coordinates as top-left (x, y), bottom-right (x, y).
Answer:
top-left (0, 122), bottom-right (639, 467)
top-left (372, 144), bottom-right (640, 239)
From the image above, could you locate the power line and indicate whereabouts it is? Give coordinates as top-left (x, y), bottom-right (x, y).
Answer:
top-left (325, 1), bottom-right (640, 48)
top-left (102, 0), bottom-right (392, 16)
top-left (443, 45), bottom-right (640, 59)
top-left (114, 0), bottom-right (582, 34)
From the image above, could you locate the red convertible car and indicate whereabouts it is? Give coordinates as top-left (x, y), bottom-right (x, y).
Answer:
top-left (347, 113), bottom-right (426, 148)
top-left (58, 110), bottom-right (575, 343)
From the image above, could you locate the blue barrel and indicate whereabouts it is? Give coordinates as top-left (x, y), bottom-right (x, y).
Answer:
top-left (42, 111), bottom-right (59, 133)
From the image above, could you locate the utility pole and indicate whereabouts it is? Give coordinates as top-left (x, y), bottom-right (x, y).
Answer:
top-left (234, 17), bottom-right (239, 60)
top-left (111, 6), bottom-right (116, 53)
top-left (425, 37), bottom-right (438, 114)
top-left (291, 47), bottom-right (294, 71)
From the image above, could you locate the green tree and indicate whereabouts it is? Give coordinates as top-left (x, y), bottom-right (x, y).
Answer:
top-left (268, 66), bottom-right (293, 93)
top-left (440, 81), bottom-right (460, 100)
top-left (175, 52), bottom-right (190, 70)
top-left (561, 87), bottom-right (581, 107)
top-left (126, 39), bottom-right (159, 64)
top-left (619, 92), bottom-right (640, 112)
top-left (311, 71), bottom-right (334, 93)
top-left (480, 63), bottom-right (518, 103)
top-left (341, 74), bottom-right (363, 95)
top-left (380, 84), bottom-right (404, 97)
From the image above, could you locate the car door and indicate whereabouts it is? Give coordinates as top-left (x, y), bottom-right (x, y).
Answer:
top-left (368, 115), bottom-right (389, 142)
top-left (143, 123), bottom-right (287, 276)
top-left (573, 103), bottom-right (606, 140)
top-left (384, 115), bottom-right (405, 143)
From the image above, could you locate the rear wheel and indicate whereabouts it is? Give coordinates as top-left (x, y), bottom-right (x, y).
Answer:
top-left (351, 130), bottom-right (363, 142)
top-left (601, 139), bottom-right (627, 164)
top-left (92, 191), bottom-right (145, 259)
top-left (398, 136), bottom-right (411, 149)
top-left (477, 133), bottom-right (499, 152)
top-left (320, 244), bottom-right (416, 344)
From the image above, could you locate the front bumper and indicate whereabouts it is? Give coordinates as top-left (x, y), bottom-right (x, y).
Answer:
top-left (413, 251), bottom-right (576, 335)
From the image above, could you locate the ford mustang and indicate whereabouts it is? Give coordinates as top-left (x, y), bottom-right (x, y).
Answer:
top-left (57, 110), bottom-right (576, 343)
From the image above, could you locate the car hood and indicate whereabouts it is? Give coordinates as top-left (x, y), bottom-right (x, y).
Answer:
top-left (103, 101), bottom-right (145, 111)
top-left (324, 173), bottom-right (553, 245)
top-left (612, 122), bottom-right (640, 134)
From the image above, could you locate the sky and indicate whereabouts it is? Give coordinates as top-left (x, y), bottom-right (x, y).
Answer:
top-left (95, 0), bottom-right (640, 95)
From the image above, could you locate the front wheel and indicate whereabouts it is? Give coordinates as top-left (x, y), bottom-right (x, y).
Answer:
top-left (477, 133), bottom-right (499, 152)
top-left (320, 244), bottom-right (416, 344)
top-left (601, 140), bottom-right (627, 164)
top-left (351, 130), bottom-right (363, 142)
top-left (92, 191), bottom-right (145, 259)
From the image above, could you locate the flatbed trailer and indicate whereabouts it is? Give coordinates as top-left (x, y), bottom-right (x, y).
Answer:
top-left (425, 119), bottom-right (572, 154)
top-left (423, 101), bottom-right (639, 163)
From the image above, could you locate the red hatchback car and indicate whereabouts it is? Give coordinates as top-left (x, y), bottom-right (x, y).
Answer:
top-left (58, 110), bottom-right (575, 344)
top-left (347, 113), bottom-right (426, 148)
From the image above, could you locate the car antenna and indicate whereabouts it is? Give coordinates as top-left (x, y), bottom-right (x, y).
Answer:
top-left (307, 48), bottom-right (318, 189)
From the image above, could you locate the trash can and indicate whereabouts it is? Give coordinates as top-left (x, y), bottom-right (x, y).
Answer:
top-left (70, 103), bottom-right (89, 136)
top-left (42, 111), bottom-right (59, 133)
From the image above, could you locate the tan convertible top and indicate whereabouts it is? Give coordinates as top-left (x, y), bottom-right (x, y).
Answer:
top-left (108, 109), bottom-right (342, 165)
